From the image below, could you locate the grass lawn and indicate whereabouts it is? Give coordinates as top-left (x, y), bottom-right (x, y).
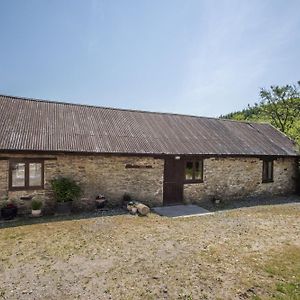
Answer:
top-left (0, 203), bottom-right (299, 300)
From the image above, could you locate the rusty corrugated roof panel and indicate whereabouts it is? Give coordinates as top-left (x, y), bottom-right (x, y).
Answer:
top-left (0, 94), bottom-right (299, 156)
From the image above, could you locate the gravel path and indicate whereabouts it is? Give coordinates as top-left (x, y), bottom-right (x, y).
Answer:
top-left (200, 194), bottom-right (300, 211)
top-left (0, 202), bottom-right (299, 299)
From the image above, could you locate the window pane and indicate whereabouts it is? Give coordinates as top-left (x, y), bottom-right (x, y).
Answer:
top-left (263, 160), bottom-right (273, 182)
top-left (195, 161), bottom-right (203, 180)
top-left (267, 161), bottom-right (273, 180)
top-left (263, 161), bottom-right (268, 180)
top-left (29, 163), bottom-right (42, 186)
top-left (185, 161), bottom-right (193, 180)
top-left (11, 162), bottom-right (25, 187)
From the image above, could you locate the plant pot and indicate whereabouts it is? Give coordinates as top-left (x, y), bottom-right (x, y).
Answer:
top-left (31, 209), bottom-right (42, 217)
top-left (1, 206), bottom-right (18, 220)
top-left (95, 198), bottom-right (107, 209)
top-left (56, 201), bottom-right (72, 215)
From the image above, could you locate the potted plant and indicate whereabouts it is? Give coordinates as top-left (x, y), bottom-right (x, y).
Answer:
top-left (1, 197), bottom-right (18, 220)
top-left (50, 177), bottom-right (82, 214)
top-left (31, 198), bottom-right (43, 217)
top-left (211, 196), bottom-right (221, 205)
top-left (95, 194), bottom-right (107, 209)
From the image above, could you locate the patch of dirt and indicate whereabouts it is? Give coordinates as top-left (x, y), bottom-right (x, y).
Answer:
top-left (0, 203), bottom-right (299, 299)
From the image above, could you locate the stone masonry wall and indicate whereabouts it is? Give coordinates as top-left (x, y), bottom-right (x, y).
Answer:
top-left (0, 153), bottom-right (164, 214)
top-left (0, 153), bottom-right (298, 215)
top-left (0, 160), bottom-right (8, 197)
top-left (48, 155), bottom-right (164, 208)
top-left (184, 157), bottom-right (297, 205)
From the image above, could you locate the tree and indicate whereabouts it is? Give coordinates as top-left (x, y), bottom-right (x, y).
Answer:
top-left (258, 82), bottom-right (300, 134)
top-left (220, 81), bottom-right (300, 146)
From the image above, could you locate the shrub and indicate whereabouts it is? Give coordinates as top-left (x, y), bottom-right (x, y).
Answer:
top-left (50, 177), bottom-right (82, 203)
top-left (1, 195), bottom-right (9, 202)
top-left (31, 199), bottom-right (43, 210)
top-left (0, 197), bottom-right (17, 209)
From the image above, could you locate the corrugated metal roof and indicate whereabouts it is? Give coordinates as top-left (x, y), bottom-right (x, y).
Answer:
top-left (0, 94), bottom-right (299, 156)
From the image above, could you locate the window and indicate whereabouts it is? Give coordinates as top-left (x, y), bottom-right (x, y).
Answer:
top-left (11, 162), bottom-right (25, 187)
top-left (262, 160), bottom-right (273, 183)
top-left (9, 160), bottom-right (44, 190)
top-left (29, 162), bottom-right (43, 186)
top-left (185, 159), bottom-right (203, 183)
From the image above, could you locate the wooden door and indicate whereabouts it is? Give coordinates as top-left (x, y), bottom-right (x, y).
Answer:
top-left (163, 157), bottom-right (184, 205)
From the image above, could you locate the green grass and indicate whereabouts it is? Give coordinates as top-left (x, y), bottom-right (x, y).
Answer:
top-left (275, 283), bottom-right (300, 299)
top-left (263, 246), bottom-right (300, 299)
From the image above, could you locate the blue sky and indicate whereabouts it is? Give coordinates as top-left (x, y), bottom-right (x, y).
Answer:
top-left (0, 0), bottom-right (299, 117)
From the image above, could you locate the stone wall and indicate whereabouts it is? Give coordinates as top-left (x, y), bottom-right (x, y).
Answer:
top-left (0, 153), bottom-right (164, 214)
top-left (0, 160), bottom-right (8, 197)
top-left (183, 157), bottom-right (297, 205)
top-left (48, 154), bottom-right (164, 208)
top-left (0, 153), bottom-right (298, 215)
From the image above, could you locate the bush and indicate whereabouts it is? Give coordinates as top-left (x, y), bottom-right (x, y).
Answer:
top-left (50, 177), bottom-right (82, 203)
top-left (31, 199), bottom-right (43, 210)
top-left (0, 197), bottom-right (17, 209)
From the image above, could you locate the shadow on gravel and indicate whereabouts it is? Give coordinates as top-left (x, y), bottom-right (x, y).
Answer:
top-left (1, 195), bottom-right (299, 229)
top-left (200, 195), bottom-right (300, 212)
top-left (0, 208), bottom-right (127, 229)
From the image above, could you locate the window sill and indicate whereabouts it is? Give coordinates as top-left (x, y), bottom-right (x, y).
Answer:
top-left (184, 180), bottom-right (203, 184)
top-left (262, 180), bottom-right (274, 184)
top-left (9, 186), bottom-right (44, 191)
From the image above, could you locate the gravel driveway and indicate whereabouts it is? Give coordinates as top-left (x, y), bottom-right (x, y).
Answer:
top-left (0, 201), bottom-right (299, 299)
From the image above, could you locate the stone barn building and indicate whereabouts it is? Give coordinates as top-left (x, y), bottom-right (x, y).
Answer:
top-left (0, 95), bottom-right (299, 214)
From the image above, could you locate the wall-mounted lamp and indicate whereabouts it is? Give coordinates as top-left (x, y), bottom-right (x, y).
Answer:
top-left (175, 156), bottom-right (181, 160)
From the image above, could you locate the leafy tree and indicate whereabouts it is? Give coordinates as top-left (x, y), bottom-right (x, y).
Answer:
top-left (258, 82), bottom-right (300, 134)
top-left (221, 82), bottom-right (300, 146)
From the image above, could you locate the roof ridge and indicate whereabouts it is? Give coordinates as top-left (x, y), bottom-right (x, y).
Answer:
top-left (0, 93), bottom-right (270, 126)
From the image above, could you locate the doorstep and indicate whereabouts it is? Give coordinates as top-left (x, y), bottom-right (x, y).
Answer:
top-left (152, 204), bottom-right (212, 218)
